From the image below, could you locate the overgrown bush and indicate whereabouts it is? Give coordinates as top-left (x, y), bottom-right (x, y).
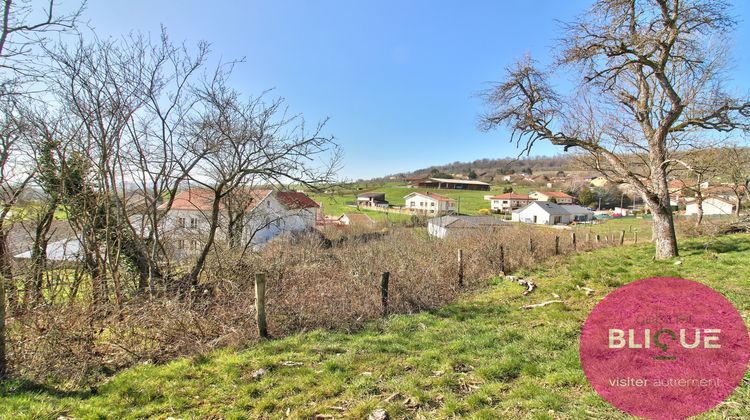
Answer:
top-left (5, 224), bottom-right (621, 385)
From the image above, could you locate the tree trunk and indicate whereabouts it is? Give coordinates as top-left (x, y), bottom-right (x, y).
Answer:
top-left (734, 193), bottom-right (742, 217)
top-left (650, 202), bottom-right (679, 259)
top-left (30, 202), bottom-right (57, 304)
top-left (0, 230), bottom-right (11, 379)
top-left (185, 191), bottom-right (223, 288)
top-left (695, 194), bottom-right (704, 227)
top-left (646, 150), bottom-right (679, 260)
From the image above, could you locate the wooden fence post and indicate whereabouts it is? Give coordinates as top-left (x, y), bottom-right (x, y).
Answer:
top-left (595, 234), bottom-right (601, 244)
top-left (555, 235), bottom-right (560, 255)
top-left (571, 232), bottom-right (577, 251)
top-left (457, 249), bottom-right (464, 287)
top-left (634, 231), bottom-right (638, 244)
top-left (619, 230), bottom-right (625, 245)
top-left (528, 238), bottom-right (534, 253)
top-left (254, 273), bottom-right (268, 339)
top-left (586, 232), bottom-right (590, 243)
top-left (499, 245), bottom-right (505, 275)
top-left (381, 272), bottom-right (390, 316)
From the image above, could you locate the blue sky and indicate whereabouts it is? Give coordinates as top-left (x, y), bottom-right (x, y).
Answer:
top-left (84, 1), bottom-right (750, 180)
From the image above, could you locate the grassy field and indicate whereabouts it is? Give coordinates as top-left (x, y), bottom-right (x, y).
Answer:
top-left (311, 182), bottom-right (533, 217)
top-left (2, 234), bottom-right (749, 419)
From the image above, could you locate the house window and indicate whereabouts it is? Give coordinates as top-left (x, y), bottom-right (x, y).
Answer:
top-left (178, 217), bottom-right (186, 228)
top-left (177, 239), bottom-right (185, 249)
top-left (430, 202), bottom-right (435, 207)
top-left (190, 217), bottom-right (198, 229)
top-left (191, 240), bottom-right (199, 250)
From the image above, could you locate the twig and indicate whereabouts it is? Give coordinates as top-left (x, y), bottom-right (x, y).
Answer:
top-left (521, 300), bottom-right (563, 310)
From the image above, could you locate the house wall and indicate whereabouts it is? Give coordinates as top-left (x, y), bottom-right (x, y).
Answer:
top-left (490, 198), bottom-right (531, 211)
top-left (160, 193), bottom-right (317, 257)
top-left (405, 195), bottom-right (455, 215)
top-left (529, 192), bottom-right (573, 204)
top-left (686, 199), bottom-right (734, 216)
top-left (513, 205), bottom-right (569, 225)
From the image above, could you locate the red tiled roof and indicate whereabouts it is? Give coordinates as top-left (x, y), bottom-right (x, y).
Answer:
top-left (407, 191), bottom-right (455, 202)
top-left (165, 189), bottom-right (216, 211)
top-left (536, 191), bottom-right (573, 199)
top-left (276, 191), bottom-right (319, 209)
top-left (489, 193), bottom-right (532, 200)
top-left (162, 188), bottom-right (320, 212)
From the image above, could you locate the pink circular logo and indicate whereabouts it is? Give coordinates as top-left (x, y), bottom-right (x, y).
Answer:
top-left (580, 277), bottom-right (750, 419)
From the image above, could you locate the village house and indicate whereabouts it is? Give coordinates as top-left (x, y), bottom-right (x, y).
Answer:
top-left (356, 192), bottom-right (387, 207)
top-left (403, 192), bottom-right (457, 215)
top-left (529, 191), bottom-right (575, 204)
top-left (512, 201), bottom-right (594, 225)
top-left (486, 193), bottom-right (533, 212)
top-left (411, 177), bottom-right (491, 191)
top-left (427, 215), bottom-right (508, 239)
top-left (562, 204), bottom-right (596, 222)
top-left (159, 188), bottom-right (319, 254)
top-left (685, 197), bottom-right (736, 216)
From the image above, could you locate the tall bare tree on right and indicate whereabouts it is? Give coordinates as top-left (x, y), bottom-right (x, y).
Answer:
top-left (480, 0), bottom-right (750, 259)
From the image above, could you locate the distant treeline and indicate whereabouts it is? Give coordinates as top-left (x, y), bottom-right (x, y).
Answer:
top-left (370, 154), bottom-right (581, 182)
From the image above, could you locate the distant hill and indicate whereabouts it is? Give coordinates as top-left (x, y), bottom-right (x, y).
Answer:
top-left (368, 154), bottom-right (586, 183)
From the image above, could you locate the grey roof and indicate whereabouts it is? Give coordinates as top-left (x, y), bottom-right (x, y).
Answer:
top-left (560, 204), bottom-right (594, 215)
top-left (14, 238), bottom-right (81, 261)
top-left (427, 178), bottom-right (491, 186)
top-left (513, 201), bottom-right (569, 215)
top-left (428, 215), bottom-right (507, 229)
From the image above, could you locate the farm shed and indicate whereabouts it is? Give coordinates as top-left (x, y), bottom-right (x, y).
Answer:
top-left (414, 178), bottom-right (491, 191)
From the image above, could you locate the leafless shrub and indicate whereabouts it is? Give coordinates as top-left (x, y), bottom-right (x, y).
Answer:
top-left (5, 224), bottom-right (626, 385)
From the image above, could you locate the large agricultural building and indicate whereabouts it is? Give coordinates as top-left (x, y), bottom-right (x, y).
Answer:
top-left (410, 177), bottom-right (491, 191)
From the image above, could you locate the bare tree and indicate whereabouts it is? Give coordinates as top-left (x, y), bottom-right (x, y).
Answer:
top-left (181, 75), bottom-right (340, 288)
top-left (668, 148), bottom-right (722, 226)
top-left (0, 98), bottom-right (35, 378)
top-left (127, 30), bottom-right (210, 294)
top-left (480, 0), bottom-right (750, 259)
top-left (0, 0), bottom-right (83, 381)
top-left (0, 0), bottom-right (83, 95)
top-left (724, 145), bottom-right (750, 217)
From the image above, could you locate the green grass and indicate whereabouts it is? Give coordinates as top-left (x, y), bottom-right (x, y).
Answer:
top-left (9, 205), bottom-right (69, 221)
top-left (3, 234), bottom-right (750, 419)
top-left (312, 182), bottom-right (533, 217)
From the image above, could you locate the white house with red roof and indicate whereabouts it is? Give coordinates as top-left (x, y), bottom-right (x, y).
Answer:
top-left (159, 188), bottom-right (319, 252)
top-left (486, 193), bottom-right (533, 212)
top-left (403, 192), bottom-right (456, 215)
top-left (529, 191), bottom-right (574, 204)
top-left (685, 197), bottom-right (736, 216)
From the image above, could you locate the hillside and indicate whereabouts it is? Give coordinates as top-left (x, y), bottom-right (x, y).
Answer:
top-left (371, 154), bottom-right (585, 183)
top-left (3, 234), bottom-right (749, 419)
